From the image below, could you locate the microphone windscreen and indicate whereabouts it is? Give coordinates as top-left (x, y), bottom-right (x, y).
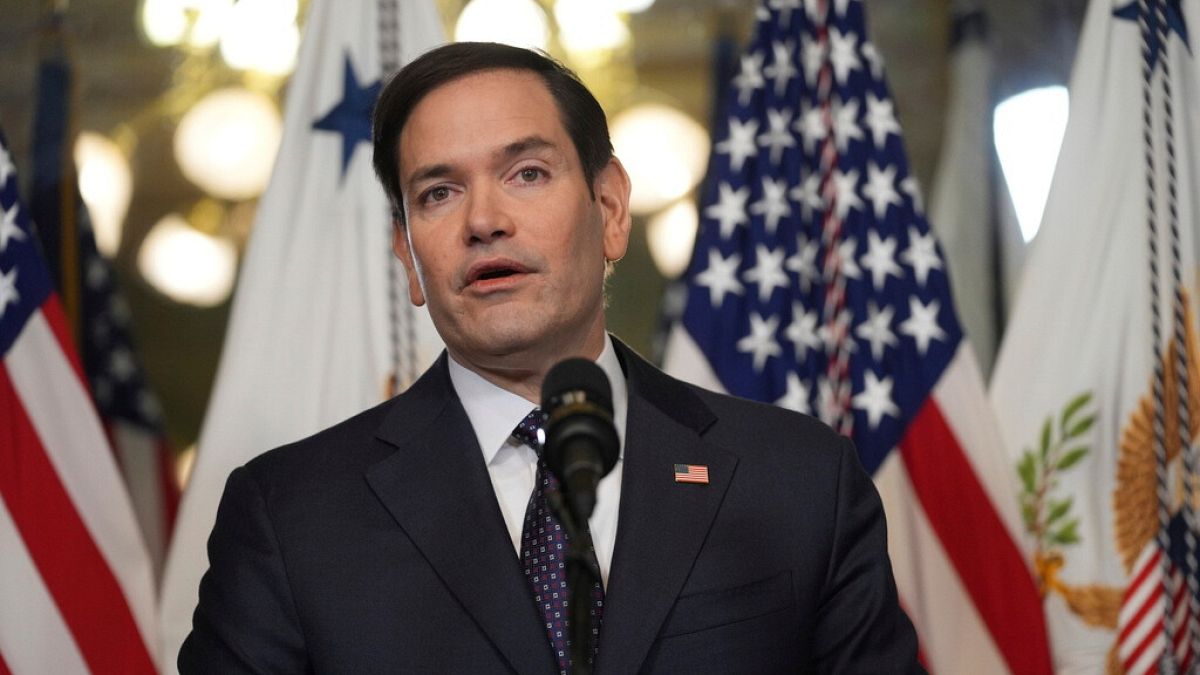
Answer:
top-left (541, 358), bottom-right (613, 414)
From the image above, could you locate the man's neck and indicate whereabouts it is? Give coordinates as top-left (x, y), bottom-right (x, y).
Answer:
top-left (446, 331), bottom-right (609, 405)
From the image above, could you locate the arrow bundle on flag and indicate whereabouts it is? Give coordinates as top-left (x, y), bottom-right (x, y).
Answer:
top-left (991, 0), bottom-right (1200, 672)
top-left (1, 128), bottom-right (159, 673)
top-left (157, 0), bottom-right (445, 670)
top-left (663, 0), bottom-right (1051, 671)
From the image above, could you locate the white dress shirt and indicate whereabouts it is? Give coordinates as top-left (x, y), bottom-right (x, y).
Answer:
top-left (447, 336), bottom-right (627, 586)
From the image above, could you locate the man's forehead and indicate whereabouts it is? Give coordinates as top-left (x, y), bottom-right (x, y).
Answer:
top-left (397, 69), bottom-right (571, 173)
top-left (404, 68), bottom-right (560, 133)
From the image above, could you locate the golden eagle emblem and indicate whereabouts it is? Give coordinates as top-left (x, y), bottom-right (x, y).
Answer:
top-left (1017, 289), bottom-right (1200, 673)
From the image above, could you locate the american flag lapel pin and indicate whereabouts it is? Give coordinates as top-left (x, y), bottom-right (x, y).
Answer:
top-left (673, 463), bottom-right (709, 485)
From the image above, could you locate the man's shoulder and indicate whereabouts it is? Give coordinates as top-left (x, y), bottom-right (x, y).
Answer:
top-left (241, 397), bottom-right (399, 483)
top-left (242, 356), bottom-right (455, 484)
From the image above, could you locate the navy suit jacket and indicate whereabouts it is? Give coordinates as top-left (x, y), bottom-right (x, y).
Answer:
top-left (179, 341), bottom-right (922, 673)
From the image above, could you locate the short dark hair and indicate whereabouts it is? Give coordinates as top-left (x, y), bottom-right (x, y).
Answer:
top-left (372, 42), bottom-right (614, 222)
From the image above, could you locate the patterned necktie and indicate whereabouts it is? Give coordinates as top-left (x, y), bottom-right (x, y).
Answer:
top-left (513, 408), bottom-right (604, 674)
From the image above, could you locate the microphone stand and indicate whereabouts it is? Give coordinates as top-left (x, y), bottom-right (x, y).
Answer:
top-left (546, 488), bottom-right (601, 675)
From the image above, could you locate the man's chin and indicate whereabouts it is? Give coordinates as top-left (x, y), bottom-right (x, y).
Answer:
top-left (436, 310), bottom-right (600, 370)
top-left (455, 323), bottom-right (546, 362)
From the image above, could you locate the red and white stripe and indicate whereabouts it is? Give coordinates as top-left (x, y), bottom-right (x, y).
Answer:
top-left (1118, 543), bottom-right (1196, 675)
top-left (892, 345), bottom-right (1051, 674)
top-left (664, 330), bottom-right (1051, 673)
top-left (673, 464), bottom-right (710, 484)
top-left (0, 297), bottom-right (158, 673)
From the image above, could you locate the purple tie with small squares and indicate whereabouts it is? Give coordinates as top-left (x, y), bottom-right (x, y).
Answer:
top-left (512, 408), bottom-right (603, 674)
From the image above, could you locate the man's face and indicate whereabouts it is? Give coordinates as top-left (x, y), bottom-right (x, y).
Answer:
top-left (393, 69), bottom-right (631, 371)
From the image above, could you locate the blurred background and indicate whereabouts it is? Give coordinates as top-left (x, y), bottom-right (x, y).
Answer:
top-left (0, 0), bottom-right (1086, 468)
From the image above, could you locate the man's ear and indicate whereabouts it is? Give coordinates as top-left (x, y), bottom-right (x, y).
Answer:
top-left (391, 219), bottom-right (426, 306)
top-left (595, 157), bottom-right (632, 264)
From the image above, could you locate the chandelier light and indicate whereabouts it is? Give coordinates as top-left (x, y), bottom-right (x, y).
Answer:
top-left (74, 131), bottom-right (132, 257)
top-left (173, 87), bottom-right (282, 201)
top-left (611, 102), bottom-right (709, 215)
top-left (455, 0), bottom-right (549, 51)
top-left (598, 0), bottom-right (656, 12)
top-left (219, 0), bottom-right (300, 76)
top-left (140, 0), bottom-right (233, 48)
top-left (555, 0), bottom-right (630, 58)
top-left (647, 199), bottom-right (699, 279)
top-left (138, 213), bottom-right (237, 307)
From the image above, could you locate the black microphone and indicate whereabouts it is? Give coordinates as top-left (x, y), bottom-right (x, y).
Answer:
top-left (541, 358), bottom-right (620, 524)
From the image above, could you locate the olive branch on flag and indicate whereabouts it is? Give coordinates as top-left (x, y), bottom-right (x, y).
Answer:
top-left (1018, 392), bottom-right (1095, 572)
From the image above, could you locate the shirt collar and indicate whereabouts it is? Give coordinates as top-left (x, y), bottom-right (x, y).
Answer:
top-left (447, 335), bottom-right (628, 465)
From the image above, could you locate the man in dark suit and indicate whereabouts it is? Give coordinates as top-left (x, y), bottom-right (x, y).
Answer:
top-left (179, 42), bottom-right (922, 673)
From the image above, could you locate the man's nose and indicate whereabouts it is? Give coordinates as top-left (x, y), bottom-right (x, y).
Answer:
top-left (463, 185), bottom-right (514, 244)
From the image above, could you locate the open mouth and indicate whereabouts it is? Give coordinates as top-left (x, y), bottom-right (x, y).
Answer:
top-left (476, 268), bottom-right (518, 281)
top-left (466, 260), bottom-right (529, 287)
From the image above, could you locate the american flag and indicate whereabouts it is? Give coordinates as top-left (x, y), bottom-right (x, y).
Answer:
top-left (1119, 525), bottom-right (1196, 674)
top-left (65, 205), bottom-right (180, 576)
top-left (0, 128), bottom-right (158, 672)
top-left (29, 13), bottom-right (178, 577)
top-left (662, 0), bottom-right (1052, 671)
top-left (673, 463), bottom-right (710, 484)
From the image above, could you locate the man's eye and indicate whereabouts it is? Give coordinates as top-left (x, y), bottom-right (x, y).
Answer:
top-left (518, 168), bottom-right (542, 182)
top-left (426, 186), bottom-right (450, 202)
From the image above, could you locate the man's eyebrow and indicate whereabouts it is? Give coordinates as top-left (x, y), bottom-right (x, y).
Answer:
top-left (405, 163), bottom-right (453, 192)
top-left (495, 135), bottom-right (557, 161)
top-left (404, 136), bottom-right (560, 192)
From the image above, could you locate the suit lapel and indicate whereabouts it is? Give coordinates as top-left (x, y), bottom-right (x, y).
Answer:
top-left (365, 357), bottom-right (556, 675)
top-left (596, 345), bottom-right (737, 675)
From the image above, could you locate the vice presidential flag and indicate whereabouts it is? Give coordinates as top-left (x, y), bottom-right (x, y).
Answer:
top-left (663, 1), bottom-right (1051, 671)
top-left (990, 0), bottom-right (1200, 672)
top-left (0, 129), bottom-right (159, 673)
top-left (158, 0), bottom-right (444, 669)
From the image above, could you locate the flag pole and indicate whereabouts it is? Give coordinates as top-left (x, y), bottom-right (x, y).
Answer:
top-left (35, 0), bottom-right (81, 347)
